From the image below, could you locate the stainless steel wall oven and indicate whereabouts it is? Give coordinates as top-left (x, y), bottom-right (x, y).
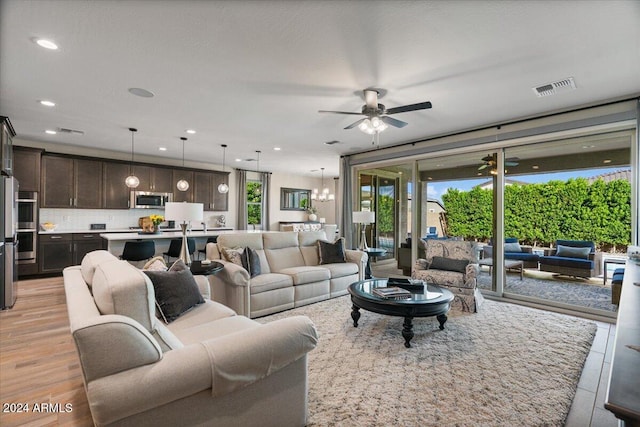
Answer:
top-left (17, 191), bottom-right (37, 264)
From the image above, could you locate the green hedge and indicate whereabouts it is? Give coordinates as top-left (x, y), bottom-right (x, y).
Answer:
top-left (441, 178), bottom-right (631, 249)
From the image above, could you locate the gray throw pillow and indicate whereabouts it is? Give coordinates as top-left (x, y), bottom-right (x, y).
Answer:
top-left (556, 245), bottom-right (591, 259)
top-left (504, 242), bottom-right (522, 253)
top-left (144, 261), bottom-right (204, 323)
top-left (429, 256), bottom-right (469, 273)
top-left (318, 238), bottom-right (346, 264)
top-left (241, 247), bottom-right (261, 278)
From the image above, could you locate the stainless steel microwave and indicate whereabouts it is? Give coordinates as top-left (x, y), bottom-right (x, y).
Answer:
top-left (130, 191), bottom-right (172, 209)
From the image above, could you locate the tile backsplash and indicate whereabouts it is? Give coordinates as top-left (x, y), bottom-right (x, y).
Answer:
top-left (39, 208), bottom-right (225, 231)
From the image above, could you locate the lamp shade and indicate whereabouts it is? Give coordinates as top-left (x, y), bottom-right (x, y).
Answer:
top-left (352, 211), bottom-right (375, 224)
top-left (164, 202), bottom-right (203, 223)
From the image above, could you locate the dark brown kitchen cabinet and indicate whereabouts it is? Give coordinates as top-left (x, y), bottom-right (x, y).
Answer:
top-left (131, 165), bottom-right (173, 193)
top-left (13, 147), bottom-right (42, 192)
top-left (194, 171), bottom-right (229, 211)
top-left (103, 161), bottom-right (131, 209)
top-left (173, 170), bottom-right (193, 202)
top-left (42, 155), bottom-right (102, 208)
top-left (39, 233), bottom-right (73, 273)
top-left (72, 233), bottom-right (105, 264)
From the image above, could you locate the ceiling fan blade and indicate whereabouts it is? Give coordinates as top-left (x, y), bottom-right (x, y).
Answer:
top-left (385, 101), bottom-right (432, 115)
top-left (344, 118), bottom-right (367, 130)
top-left (505, 161), bottom-right (519, 167)
top-left (318, 110), bottom-right (363, 115)
top-left (363, 89), bottom-right (379, 109)
top-left (380, 116), bottom-right (408, 128)
top-left (478, 164), bottom-right (489, 170)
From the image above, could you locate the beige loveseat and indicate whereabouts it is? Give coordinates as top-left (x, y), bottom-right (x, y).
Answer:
top-left (63, 250), bottom-right (318, 427)
top-left (207, 231), bottom-right (367, 318)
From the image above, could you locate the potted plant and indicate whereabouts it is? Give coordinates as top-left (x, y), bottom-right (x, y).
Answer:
top-left (307, 207), bottom-right (318, 222)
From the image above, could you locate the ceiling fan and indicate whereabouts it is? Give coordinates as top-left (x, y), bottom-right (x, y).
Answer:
top-left (478, 154), bottom-right (520, 170)
top-left (318, 88), bottom-right (432, 133)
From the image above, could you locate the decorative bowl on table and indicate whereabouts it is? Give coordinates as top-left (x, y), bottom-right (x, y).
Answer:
top-left (41, 222), bottom-right (58, 232)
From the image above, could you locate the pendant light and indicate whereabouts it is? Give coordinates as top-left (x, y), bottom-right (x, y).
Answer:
top-left (176, 137), bottom-right (189, 191)
top-left (125, 128), bottom-right (140, 188)
top-left (217, 144), bottom-right (229, 194)
top-left (254, 150), bottom-right (261, 195)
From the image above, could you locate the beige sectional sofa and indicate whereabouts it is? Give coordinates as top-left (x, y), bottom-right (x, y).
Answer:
top-left (207, 231), bottom-right (367, 318)
top-left (63, 250), bottom-right (318, 427)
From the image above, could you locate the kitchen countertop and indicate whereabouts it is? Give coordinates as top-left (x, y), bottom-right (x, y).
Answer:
top-left (99, 228), bottom-right (235, 240)
top-left (39, 227), bottom-right (233, 235)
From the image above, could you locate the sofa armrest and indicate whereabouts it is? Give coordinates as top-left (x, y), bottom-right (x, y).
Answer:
top-left (207, 260), bottom-right (251, 316)
top-left (345, 249), bottom-right (368, 281)
top-left (73, 314), bottom-right (163, 383)
top-left (201, 315), bottom-right (318, 397)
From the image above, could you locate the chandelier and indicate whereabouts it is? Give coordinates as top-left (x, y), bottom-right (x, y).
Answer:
top-left (311, 168), bottom-right (334, 202)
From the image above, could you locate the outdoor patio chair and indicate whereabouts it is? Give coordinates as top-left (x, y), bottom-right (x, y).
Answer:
top-left (482, 237), bottom-right (539, 268)
top-left (538, 239), bottom-right (602, 278)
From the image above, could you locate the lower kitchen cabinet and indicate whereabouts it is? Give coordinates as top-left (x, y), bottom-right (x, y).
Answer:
top-left (39, 233), bottom-right (105, 273)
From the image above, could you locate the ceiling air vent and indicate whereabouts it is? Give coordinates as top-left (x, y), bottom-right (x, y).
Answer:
top-left (532, 77), bottom-right (576, 98)
top-left (58, 127), bottom-right (85, 136)
top-left (324, 140), bottom-right (340, 145)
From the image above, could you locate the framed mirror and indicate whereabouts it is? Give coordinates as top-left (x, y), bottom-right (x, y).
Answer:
top-left (280, 187), bottom-right (311, 210)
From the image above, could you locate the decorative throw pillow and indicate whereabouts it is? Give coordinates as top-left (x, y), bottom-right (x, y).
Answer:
top-left (556, 245), bottom-right (591, 259)
top-left (504, 242), bottom-right (522, 253)
top-left (318, 238), bottom-right (346, 264)
top-left (143, 256), bottom-right (168, 271)
top-left (143, 262), bottom-right (204, 323)
top-left (429, 256), bottom-right (469, 273)
top-left (241, 247), bottom-right (261, 278)
top-left (221, 246), bottom-right (244, 266)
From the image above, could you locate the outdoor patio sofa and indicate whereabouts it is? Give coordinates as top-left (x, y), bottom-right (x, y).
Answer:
top-left (538, 239), bottom-right (602, 278)
top-left (411, 238), bottom-right (484, 312)
top-left (482, 237), bottom-right (540, 268)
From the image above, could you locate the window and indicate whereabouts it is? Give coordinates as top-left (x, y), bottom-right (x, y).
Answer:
top-left (247, 180), bottom-right (262, 229)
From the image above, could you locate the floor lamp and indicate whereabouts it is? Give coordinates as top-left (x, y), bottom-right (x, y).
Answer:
top-left (352, 211), bottom-right (375, 250)
top-left (164, 202), bottom-right (203, 265)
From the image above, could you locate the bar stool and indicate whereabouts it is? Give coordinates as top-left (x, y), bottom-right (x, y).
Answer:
top-left (163, 238), bottom-right (196, 263)
top-left (120, 240), bottom-right (156, 263)
top-left (197, 236), bottom-right (218, 260)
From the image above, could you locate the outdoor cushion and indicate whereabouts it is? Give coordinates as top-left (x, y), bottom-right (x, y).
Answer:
top-left (556, 245), bottom-right (591, 259)
top-left (612, 268), bottom-right (625, 285)
top-left (538, 256), bottom-right (593, 270)
top-left (504, 252), bottom-right (539, 262)
top-left (556, 239), bottom-right (595, 251)
top-left (504, 242), bottom-right (522, 253)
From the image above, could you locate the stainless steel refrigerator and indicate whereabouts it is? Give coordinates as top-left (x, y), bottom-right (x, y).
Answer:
top-left (1, 176), bottom-right (18, 309)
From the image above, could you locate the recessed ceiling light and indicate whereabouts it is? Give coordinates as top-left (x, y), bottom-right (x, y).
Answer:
top-left (45, 130), bottom-right (57, 135)
top-left (532, 165), bottom-right (539, 170)
top-left (186, 129), bottom-right (196, 134)
top-left (128, 87), bottom-right (155, 98)
top-left (273, 147), bottom-right (281, 151)
top-left (39, 100), bottom-right (56, 107)
top-left (235, 158), bottom-right (242, 162)
top-left (603, 159), bottom-right (612, 164)
top-left (582, 145), bottom-right (595, 149)
top-left (35, 39), bottom-right (58, 50)
top-left (159, 147), bottom-right (167, 151)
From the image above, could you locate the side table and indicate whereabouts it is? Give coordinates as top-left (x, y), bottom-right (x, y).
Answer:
top-left (363, 247), bottom-right (387, 279)
top-left (603, 257), bottom-right (626, 285)
top-left (189, 260), bottom-right (224, 276)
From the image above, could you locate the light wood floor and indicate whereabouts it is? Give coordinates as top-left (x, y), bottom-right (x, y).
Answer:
top-left (1, 272), bottom-right (620, 427)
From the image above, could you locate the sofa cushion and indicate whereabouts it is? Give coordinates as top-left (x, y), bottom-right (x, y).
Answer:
top-left (278, 266), bottom-right (330, 285)
top-left (81, 250), bottom-right (118, 287)
top-left (504, 242), bottom-right (522, 253)
top-left (167, 299), bottom-right (237, 334)
top-left (318, 238), bottom-right (346, 264)
top-left (250, 273), bottom-right (293, 294)
top-left (241, 247), bottom-right (261, 278)
top-left (143, 256), bottom-right (168, 271)
top-left (298, 231), bottom-right (327, 265)
top-left (556, 245), bottom-right (591, 259)
top-left (413, 268), bottom-right (470, 288)
top-left (430, 256), bottom-right (469, 273)
top-left (171, 315), bottom-right (258, 346)
top-left (321, 262), bottom-right (358, 278)
top-left (221, 246), bottom-right (244, 265)
top-left (143, 261), bottom-right (205, 323)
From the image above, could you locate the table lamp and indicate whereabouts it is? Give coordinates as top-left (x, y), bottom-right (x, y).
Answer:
top-left (164, 202), bottom-right (203, 264)
top-left (352, 211), bottom-right (375, 250)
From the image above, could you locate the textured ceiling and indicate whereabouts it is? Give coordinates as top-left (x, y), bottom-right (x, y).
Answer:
top-left (1, 0), bottom-right (639, 178)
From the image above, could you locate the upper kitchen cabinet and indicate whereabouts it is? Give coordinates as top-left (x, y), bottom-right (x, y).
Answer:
top-left (103, 161), bottom-right (131, 209)
top-left (13, 147), bottom-right (42, 192)
top-left (172, 170), bottom-right (193, 202)
top-left (194, 171), bottom-right (229, 211)
top-left (41, 155), bottom-right (102, 208)
top-left (131, 165), bottom-right (173, 193)
top-left (1, 116), bottom-right (16, 176)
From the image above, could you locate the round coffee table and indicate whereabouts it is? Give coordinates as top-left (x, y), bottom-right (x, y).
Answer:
top-left (348, 278), bottom-right (454, 348)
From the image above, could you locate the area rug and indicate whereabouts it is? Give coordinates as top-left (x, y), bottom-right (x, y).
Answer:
top-left (476, 271), bottom-right (617, 312)
top-left (259, 296), bottom-right (596, 426)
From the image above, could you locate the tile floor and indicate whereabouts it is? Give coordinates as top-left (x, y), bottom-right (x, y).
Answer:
top-left (370, 259), bottom-right (620, 426)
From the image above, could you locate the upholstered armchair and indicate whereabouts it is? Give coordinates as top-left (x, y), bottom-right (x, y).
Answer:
top-left (538, 239), bottom-right (602, 278)
top-left (411, 238), bottom-right (484, 312)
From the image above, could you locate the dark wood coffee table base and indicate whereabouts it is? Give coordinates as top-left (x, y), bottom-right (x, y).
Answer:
top-left (351, 306), bottom-right (448, 348)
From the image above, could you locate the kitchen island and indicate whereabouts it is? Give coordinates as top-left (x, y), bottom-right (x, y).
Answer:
top-left (100, 228), bottom-right (235, 258)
